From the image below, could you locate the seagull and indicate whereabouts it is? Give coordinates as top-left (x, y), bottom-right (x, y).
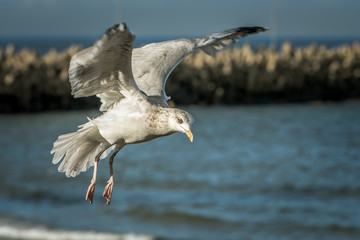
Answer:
top-left (51, 23), bottom-right (268, 205)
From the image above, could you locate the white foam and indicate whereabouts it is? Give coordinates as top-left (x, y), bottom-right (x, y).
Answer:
top-left (0, 224), bottom-right (154, 240)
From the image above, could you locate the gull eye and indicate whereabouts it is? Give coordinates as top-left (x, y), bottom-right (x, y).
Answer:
top-left (177, 117), bottom-right (183, 124)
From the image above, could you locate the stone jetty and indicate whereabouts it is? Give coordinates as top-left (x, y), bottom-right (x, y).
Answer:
top-left (1, 42), bottom-right (359, 112)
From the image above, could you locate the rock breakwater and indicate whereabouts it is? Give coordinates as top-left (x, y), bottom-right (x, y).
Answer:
top-left (1, 42), bottom-right (359, 112)
top-left (168, 42), bottom-right (360, 104)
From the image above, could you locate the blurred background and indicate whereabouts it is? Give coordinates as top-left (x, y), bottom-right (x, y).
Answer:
top-left (0, 1), bottom-right (360, 240)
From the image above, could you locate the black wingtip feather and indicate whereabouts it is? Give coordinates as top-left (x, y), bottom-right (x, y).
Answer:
top-left (235, 26), bottom-right (270, 34)
top-left (105, 23), bottom-right (128, 37)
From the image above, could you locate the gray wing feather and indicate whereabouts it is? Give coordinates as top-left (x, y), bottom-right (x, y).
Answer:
top-left (69, 23), bottom-right (142, 111)
top-left (132, 39), bottom-right (195, 103)
top-left (196, 26), bottom-right (269, 56)
top-left (132, 26), bottom-right (269, 103)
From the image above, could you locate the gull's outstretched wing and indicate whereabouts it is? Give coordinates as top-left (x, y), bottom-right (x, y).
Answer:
top-left (132, 26), bottom-right (269, 105)
top-left (69, 23), bottom-right (145, 111)
top-left (196, 26), bottom-right (269, 56)
top-left (132, 39), bottom-right (195, 105)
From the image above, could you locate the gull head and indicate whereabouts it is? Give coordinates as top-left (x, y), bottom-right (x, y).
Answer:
top-left (168, 109), bottom-right (194, 142)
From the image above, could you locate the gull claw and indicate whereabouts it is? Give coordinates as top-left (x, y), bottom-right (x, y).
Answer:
top-left (85, 179), bottom-right (96, 204)
top-left (103, 179), bottom-right (114, 205)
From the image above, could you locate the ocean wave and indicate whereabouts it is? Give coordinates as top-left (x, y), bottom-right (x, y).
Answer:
top-left (1, 185), bottom-right (81, 205)
top-left (0, 217), bottom-right (155, 240)
top-left (125, 206), bottom-right (222, 224)
top-left (273, 183), bottom-right (360, 196)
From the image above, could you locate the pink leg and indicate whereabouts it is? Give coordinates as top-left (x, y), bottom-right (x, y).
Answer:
top-left (85, 155), bottom-right (100, 204)
top-left (103, 147), bottom-right (121, 205)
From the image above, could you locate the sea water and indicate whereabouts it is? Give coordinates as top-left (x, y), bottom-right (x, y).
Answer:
top-left (0, 102), bottom-right (360, 240)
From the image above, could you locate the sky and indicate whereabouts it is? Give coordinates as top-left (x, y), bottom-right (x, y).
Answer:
top-left (0, 0), bottom-right (359, 38)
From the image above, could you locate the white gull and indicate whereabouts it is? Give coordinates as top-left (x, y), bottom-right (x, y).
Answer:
top-left (51, 23), bottom-right (268, 204)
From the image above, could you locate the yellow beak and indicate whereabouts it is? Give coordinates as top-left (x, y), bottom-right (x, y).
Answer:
top-left (185, 129), bottom-right (193, 142)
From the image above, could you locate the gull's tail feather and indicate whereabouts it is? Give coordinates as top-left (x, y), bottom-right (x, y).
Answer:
top-left (51, 121), bottom-right (112, 177)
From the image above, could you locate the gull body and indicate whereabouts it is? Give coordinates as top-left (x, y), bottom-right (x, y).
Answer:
top-left (51, 23), bottom-right (268, 204)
